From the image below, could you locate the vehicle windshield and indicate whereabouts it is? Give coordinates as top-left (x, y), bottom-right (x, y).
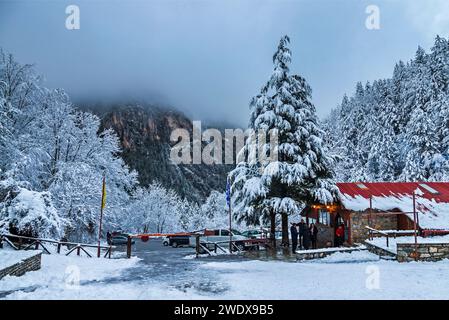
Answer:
top-left (231, 229), bottom-right (242, 235)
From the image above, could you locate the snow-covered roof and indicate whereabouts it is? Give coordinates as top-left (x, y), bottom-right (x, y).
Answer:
top-left (337, 182), bottom-right (449, 230)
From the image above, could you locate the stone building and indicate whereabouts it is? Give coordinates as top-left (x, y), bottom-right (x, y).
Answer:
top-left (301, 182), bottom-right (449, 247)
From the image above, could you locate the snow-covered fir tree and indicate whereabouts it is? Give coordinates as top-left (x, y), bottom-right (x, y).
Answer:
top-left (230, 35), bottom-right (339, 245)
top-left (324, 35), bottom-right (449, 182)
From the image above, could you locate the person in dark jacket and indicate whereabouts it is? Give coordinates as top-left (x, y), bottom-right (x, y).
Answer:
top-left (302, 224), bottom-right (311, 250)
top-left (310, 223), bottom-right (318, 249)
top-left (297, 219), bottom-right (307, 249)
top-left (290, 223), bottom-right (298, 253)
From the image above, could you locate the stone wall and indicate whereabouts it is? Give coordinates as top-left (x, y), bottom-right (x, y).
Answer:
top-left (364, 241), bottom-right (396, 258)
top-left (296, 247), bottom-right (366, 261)
top-left (350, 212), bottom-right (397, 243)
top-left (0, 252), bottom-right (42, 279)
top-left (397, 243), bottom-right (449, 262)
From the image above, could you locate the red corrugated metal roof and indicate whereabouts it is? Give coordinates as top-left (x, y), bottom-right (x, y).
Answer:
top-left (336, 182), bottom-right (449, 203)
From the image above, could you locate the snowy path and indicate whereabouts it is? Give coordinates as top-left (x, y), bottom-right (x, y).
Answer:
top-left (1, 240), bottom-right (449, 299)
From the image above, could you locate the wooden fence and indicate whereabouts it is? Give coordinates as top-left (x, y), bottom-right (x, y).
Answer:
top-left (0, 233), bottom-right (113, 258)
top-left (366, 226), bottom-right (417, 248)
top-left (194, 236), bottom-right (269, 257)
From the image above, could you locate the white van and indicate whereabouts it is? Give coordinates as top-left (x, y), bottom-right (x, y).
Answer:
top-left (197, 229), bottom-right (250, 251)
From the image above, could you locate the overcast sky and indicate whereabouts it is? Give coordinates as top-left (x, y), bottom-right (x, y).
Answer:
top-left (1, 0), bottom-right (449, 126)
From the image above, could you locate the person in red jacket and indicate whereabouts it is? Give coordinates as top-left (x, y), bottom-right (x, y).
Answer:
top-left (335, 224), bottom-right (345, 247)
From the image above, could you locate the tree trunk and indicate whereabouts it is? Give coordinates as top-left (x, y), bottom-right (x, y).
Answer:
top-left (270, 210), bottom-right (276, 248)
top-left (281, 212), bottom-right (289, 247)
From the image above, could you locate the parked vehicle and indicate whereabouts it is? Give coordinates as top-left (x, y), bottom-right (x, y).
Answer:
top-left (162, 236), bottom-right (169, 246)
top-left (107, 232), bottom-right (135, 245)
top-left (200, 229), bottom-right (250, 251)
top-left (168, 235), bottom-right (191, 248)
top-left (242, 229), bottom-right (265, 239)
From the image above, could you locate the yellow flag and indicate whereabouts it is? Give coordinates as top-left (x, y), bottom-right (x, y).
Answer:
top-left (101, 176), bottom-right (106, 210)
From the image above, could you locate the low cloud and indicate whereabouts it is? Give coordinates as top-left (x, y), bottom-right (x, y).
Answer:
top-left (405, 0), bottom-right (449, 41)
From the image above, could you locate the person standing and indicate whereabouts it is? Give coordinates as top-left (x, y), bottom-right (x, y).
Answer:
top-left (302, 224), bottom-right (311, 250)
top-left (290, 223), bottom-right (298, 253)
top-left (298, 219), bottom-right (307, 249)
top-left (310, 223), bottom-right (318, 249)
top-left (335, 224), bottom-right (345, 247)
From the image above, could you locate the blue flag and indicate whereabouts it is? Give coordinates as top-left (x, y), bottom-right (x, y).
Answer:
top-left (226, 177), bottom-right (231, 207)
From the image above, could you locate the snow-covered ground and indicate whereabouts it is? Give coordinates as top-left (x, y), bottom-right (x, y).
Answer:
top-left (0, 253), bottom-right (141, 299)
top-left (2, 243), bottom-right (449, 300)
top-left (367, 234), bottom-right (449, 253)
top-left (198, 251), bottom-right (449, 299)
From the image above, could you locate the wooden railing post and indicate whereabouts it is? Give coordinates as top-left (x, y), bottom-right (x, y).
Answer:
top-left (57, 243), bottom-right (61, 254)
top-left (126, 236), bottom-right (132, 259)
top-left (76, 245), bottom-right (81, 256)
top-left (195, 235), bottom-right (200, 258)
top-left (386, 235), bottom-right (389, 247)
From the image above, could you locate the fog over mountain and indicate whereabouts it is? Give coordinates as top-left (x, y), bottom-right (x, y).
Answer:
top-left (2, 0), bottom-right (447, 127)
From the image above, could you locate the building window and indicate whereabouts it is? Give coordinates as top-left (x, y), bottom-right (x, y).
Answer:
top-left (319, 209), bottom-right (331, 226)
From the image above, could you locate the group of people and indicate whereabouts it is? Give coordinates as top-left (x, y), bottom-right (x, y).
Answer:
top-left (290, 219), bottom-right (346, 253)
top-left (289, 219), bottom-right (318, 253)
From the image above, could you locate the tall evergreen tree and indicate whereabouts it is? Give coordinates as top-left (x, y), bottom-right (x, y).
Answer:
top-left (230, 36), bottom-right (339, 246)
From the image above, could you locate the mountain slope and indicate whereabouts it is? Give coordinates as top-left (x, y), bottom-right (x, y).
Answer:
top-left (90, 104), bottom-right (230, 202)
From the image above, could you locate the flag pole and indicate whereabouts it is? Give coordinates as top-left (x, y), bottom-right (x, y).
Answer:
top-left (226, 177), bottom-right (232, 254)
top-left (229, 195), bottom-right (232, 254)
top-left (97, 174), bottom-right (106, 258)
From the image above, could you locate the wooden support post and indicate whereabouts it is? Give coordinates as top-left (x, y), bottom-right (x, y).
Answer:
top-left (386, 235), bottom-right (389, 248)
top-left (76, 245), bottom-right (81, 256)
top-left (214, 243), bottom-right (217, 253)
top-left (195, 235), bottom-right (200, 258)
top-left (57, 243), bottom-right (61, 254)
top-left (35, 241), bottom-right (39, 250)
top-left (126, 236), bottom-right (132, 259)
top-left (413, 192), bottom-right (418, 261)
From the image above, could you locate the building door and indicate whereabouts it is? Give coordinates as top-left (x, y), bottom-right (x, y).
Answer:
top-left (317, 209), bottom-right (333, 247)
top-left (334, 213), bottom-right (349, 245)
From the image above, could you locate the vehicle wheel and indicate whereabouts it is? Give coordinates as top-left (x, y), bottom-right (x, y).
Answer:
top-left (235, 242), bottom-right (245, 251)
top-left (172, 241), bottom-right (178, 248)
top-left (163, 241), bottom-right (169, 246)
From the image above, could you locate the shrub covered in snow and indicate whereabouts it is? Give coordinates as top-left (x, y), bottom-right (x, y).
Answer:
top-left (0, 180), bottom-right (64, 238)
